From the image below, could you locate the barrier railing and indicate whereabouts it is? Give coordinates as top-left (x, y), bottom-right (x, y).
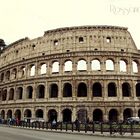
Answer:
top-left (2, 120), bottom-right (139, 136)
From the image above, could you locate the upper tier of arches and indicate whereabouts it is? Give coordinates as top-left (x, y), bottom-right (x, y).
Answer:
top-left (0, 57), bottom-right (139, 83)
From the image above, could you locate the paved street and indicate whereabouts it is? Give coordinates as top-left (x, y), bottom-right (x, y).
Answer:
top-left (0, 126), bottom-right (138, 140)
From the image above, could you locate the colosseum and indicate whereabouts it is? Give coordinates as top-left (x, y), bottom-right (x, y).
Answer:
top-left (0, 25), bottom-right (140, 123)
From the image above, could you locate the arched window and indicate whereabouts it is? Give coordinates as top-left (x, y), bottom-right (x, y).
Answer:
top-left (123, 108), bottom-right (133, 120)
top-left (11, 68), bottom-right (17, 79)
top-left (16, 87), bottom-right (23, 100)
top-left (15, 109), bottom-right (21, 120)
top-left (5, 70), bottom-right (10, 81)
top-left (48, 109), bottom-right (57, 122)
top-left (30, 65), bottom-right (35, 76)
top-left (64, 60), bottom-right (72, 72)
top-left (77, 109), bottom-right (87, 123)
top-left (37, 85), bottom-right (45, 98)
top-left (132, 61), bottom-right (138, 73)
top-left (79, 37), bottom-right (84, 43)
top-left (50, 84), bottom-right (58, 98)
top-left (109, 109), bottom-right (118, 122)
top-left (122, 82), bottom-right (131, 97)
top-left (108, 82), bottom-right (117, 97)
top-left (52, 61), bottom-right (59, 73)
top-left (77, 59), bottom-right (87, 71)
top-left (40, 63), bottom-right (47, 74)
top-left (120, 60), bottom-right (127, 72)
top-left (136, 83), bottom-right (140, 97)
top-left (77, 83), bottom-right (87, 97)
top-left (92, 82), bottom-right (102, 97)
top-left (0, 73), bottom-right (4, 82)
top-left (93, 109), bottom-right (103, 122)
top-left (63, 83), bottom-right (72, 97)
top-left (106, 59), bottom-right (114, 71)
top-left (1, 110), bottom-right (5, 119)
top-left (9, 88), bottom-right (14, 100)
top-left (19, 66), bottom-right (26, 78)
top-left (2, 89), bottom-right (7, 101)
top-left (91, 59), bottom-right (101, 71)
top-left (7, 110), bottom-right (12, 119)
top-left (36, 109), bottom-right (43, 118)
top-left (26, 86), bottom-right (33, 99)
top-left (62, 109), bottom-right (72, 122)
top-left (24, 109), bottom-right (32, 118)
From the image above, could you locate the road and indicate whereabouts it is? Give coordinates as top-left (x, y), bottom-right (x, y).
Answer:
top-left (0, 126), bottom-right (137, 140)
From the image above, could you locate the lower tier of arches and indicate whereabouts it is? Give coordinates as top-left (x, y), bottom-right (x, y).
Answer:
top-left (1, 102), bottom-right (140, 123)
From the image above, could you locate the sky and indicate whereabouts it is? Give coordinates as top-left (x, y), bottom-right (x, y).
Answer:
top-left (0, 0), bottom-right (140, 49)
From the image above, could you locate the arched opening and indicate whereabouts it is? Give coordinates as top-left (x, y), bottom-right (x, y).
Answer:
top-left (37, 85), bottom-right (45, 98)
top-left (63, 83), bottom-right (72, 97)
top-left (15, 110), bottom-right (21, 120)
top-left (62, 109), bottom-right (72, 123)
top-left (109, 109), bottom-right (118, 122)
top-left (52, 61), bottom-right (59, 73)
top-left (7, 110), bottom-right (12, 119)
top-left (138, 109), bottom-right (140, 118)
top-left (2, 89), bottom-right (7, 101)
top-left (132, 61), bottom-right (138, 73)
top-left (16, 87), bottom-right (23, 100)
top-left (1, 110), bottom-right (5, 119)
top-left (30, 64), bottom-right (35, 76)
top-left (77, 109), bottom-right (87, 123)
top-left (123, 108), bottom-right (133, 120)
top-left (64, 60), bottom-right (72, 72)
top-left (50, 84), bottom-right (58, 98)
top-left (108, 82), bottom-right (117, 97)
top-left (11, 68), bottom-right (17, 79)
top-left (19, 66), bottom-right (26, 78)
top-left (9, 88), bottom-right (14, 100)
top-left (77, 83), bottom-right (87, 97)
top-left (5, 70), bottom-right (10, 81)
top-left (136, 83), bottom-right (140, 97)
top-left (79, 37), bottom-right (84, 43)
top-left (122, 82), bottom-right (131, 97)
top-left (48, 109), bottom-right (57, 122)
top-left (26, 86), bottom-right (33, 99)
top-left (35, 109), bottom-right (43, 118)
top-left (93, 109), bottom-right (103, 122)
top-left (1, 73), bottom-right (4, 82)
top-left (40, 63), bottom-right (47, 74)
top-left (24, 109), bottom-right (32, 118)
top-left (120, 60), bottom-right (127, 72)
top-left (92, 82), bottom-right (102, 97)
top-left (77, 59), bottom-right (87, 71)
top-left (91, 59), bottom-right (101, 71)
top-left (106, 59), bottom-right (114, 71)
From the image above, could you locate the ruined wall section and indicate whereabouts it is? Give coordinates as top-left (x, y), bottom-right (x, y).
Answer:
top-left (0, 26), bottom-right (138, 67)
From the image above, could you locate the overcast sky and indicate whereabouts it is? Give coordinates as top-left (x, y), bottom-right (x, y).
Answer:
top-left (0, 0), bottom-right (140, 49)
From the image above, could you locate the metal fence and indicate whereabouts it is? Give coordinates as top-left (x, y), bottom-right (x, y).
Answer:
top-left (2, 120), bottom-right (139, 136)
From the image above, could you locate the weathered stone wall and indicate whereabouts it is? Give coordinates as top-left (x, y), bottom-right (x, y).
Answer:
top-left (0, 25), bottom-right (140, 122)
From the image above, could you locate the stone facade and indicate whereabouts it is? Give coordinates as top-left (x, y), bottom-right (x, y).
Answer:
top-left (0, 25), bottom-right (140, 123)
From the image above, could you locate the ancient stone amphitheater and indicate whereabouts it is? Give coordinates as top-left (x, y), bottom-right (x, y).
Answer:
top-left (0, 25), bottom-right (140, 123)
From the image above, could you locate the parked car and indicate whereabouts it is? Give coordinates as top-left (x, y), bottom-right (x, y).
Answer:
top-left (126, 117), bottom-right (140, 124)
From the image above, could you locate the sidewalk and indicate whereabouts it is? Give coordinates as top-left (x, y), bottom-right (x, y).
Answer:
top-left (2, 125), bottom-right (140, 139)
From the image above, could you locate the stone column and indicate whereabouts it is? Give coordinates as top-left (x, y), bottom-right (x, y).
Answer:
top-left (58, 106), bottom-right (62, 122)
top-left (58, 80), bottom-right (62, 100)
top-left (32, 83), bottom-right (36, 101)
top-left (103, 81), bottom-right (108, 101)
top-left (132, 80), bottom-right (136, 100)
top-left (72, 106), bottom-right (76, 122)
top-left (87, 79), bottom-right (92, 100)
